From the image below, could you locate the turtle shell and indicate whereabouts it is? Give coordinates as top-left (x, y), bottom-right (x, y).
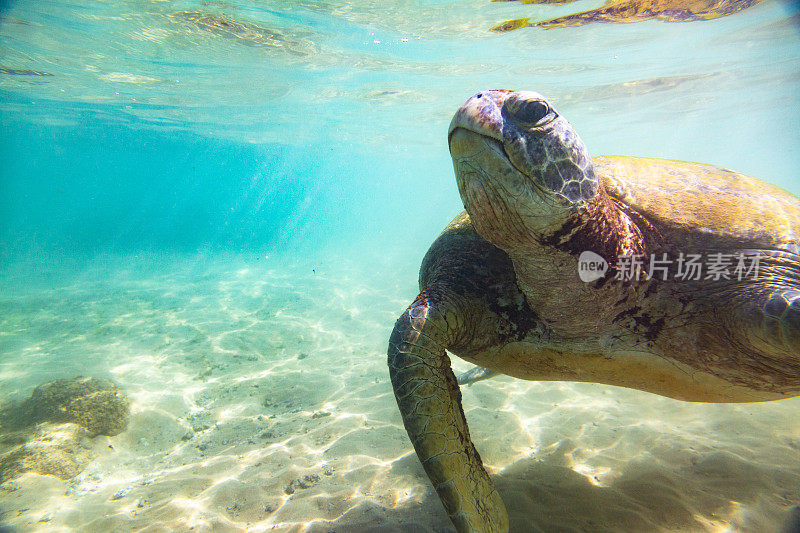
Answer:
top-left (596, 155), bottom-right (800, 249)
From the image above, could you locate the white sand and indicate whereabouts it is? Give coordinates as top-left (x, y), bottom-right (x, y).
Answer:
top-left (0, 253), bottom-right (798, 532)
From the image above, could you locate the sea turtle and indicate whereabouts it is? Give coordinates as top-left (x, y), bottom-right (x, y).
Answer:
top-left (387, 89), bottom-right (800, 532)
top-left (491, 0), bottom-right (764, 32)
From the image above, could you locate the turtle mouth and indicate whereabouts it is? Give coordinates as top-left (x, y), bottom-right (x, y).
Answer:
top-left (448, 126), bottom-right (507, 160)
top-left (448, 126), bottom-right (540, 188)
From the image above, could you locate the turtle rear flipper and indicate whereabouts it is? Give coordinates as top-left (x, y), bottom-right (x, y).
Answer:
top-left (388, 290), bottom-right (509, 533)
top-left (457, 366), bottom-right (500, 386)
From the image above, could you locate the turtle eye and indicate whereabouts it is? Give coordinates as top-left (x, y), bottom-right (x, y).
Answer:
top-left (516, 100), bottom-right (551, 125)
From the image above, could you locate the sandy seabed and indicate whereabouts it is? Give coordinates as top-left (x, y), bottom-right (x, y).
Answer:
top-left (0, 253), bottom-right (798, 532)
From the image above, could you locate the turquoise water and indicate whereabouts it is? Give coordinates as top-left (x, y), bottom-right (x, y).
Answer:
top-left (1, 1), bottom-right (800, 531)
top-left (3, 0), bottom-right (800, 270)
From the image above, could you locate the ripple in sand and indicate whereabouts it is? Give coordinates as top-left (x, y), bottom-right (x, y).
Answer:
top-left (0, 253), bottom-right (798, 531)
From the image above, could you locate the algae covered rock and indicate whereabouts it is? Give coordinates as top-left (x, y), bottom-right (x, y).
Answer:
top-left (0, 377), bottom-right (131, 483)
top-left (0, 422), bottom-right (92, 483)
top-left (2, 376), bottom-right (130, 437)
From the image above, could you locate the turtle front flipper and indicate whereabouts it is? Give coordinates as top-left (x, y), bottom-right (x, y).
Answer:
top-left (732, 249), bottom-right (800, 358)
top-left (388, 290), bottom-right (509, 533)
top-left (722, 250), bottom-right (800, 395)
top-left (756, 287), bottom-right (800, 353)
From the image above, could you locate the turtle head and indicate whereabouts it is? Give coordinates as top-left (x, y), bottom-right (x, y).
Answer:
top-left (448, 90), bottom-right (598, 250)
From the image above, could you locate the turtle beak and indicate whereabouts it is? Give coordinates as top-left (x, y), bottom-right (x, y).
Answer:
top-left (448, 91), bottom-right (507, 149)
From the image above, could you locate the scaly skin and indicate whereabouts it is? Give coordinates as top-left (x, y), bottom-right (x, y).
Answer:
top-left (389, 214), bottom-right (544, 532)
top-left (388, 291), bottom-right (508, 532)
top-left (390, 212), bottom-right (550, 531)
